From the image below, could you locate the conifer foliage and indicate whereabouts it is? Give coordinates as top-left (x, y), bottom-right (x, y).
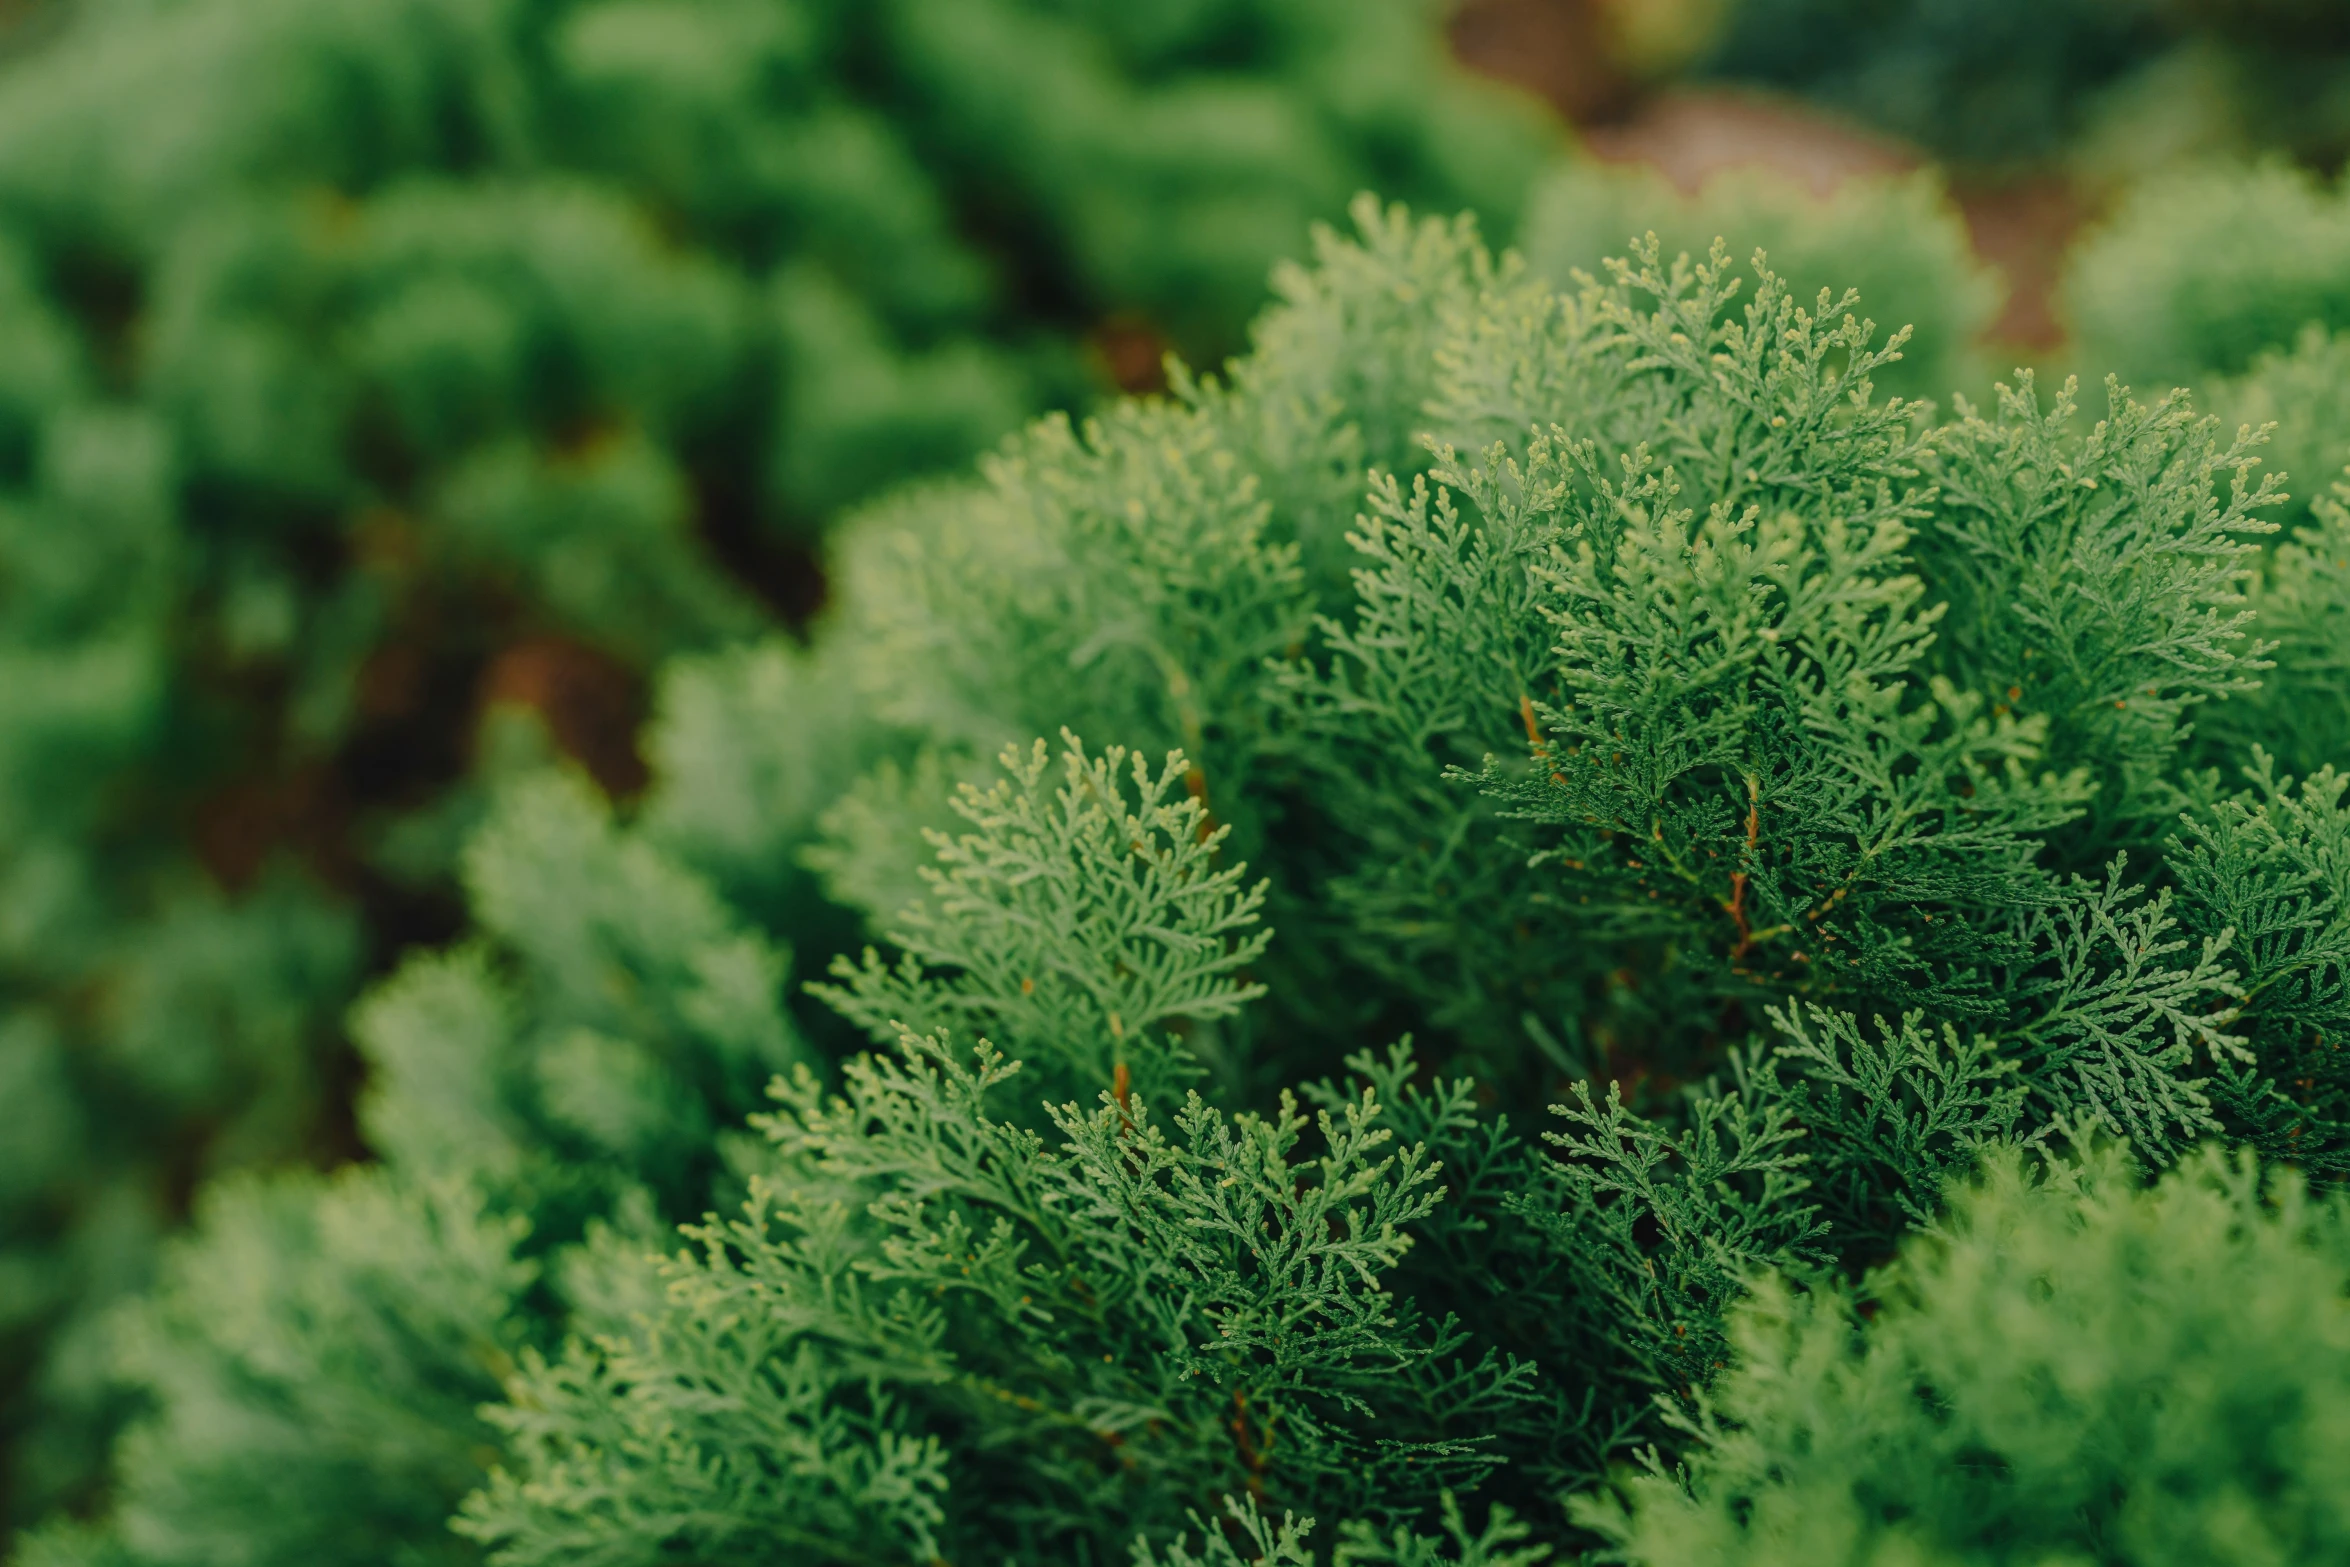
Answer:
top-left (27, 193), bottom-right (2350, 1564)
top-left (1515, 162), bottom-right (1997, 406)
top-left (0, 0), bottom-right (1553, 1525)
top-left (1587, 1142), bottom-right (2350, 1565)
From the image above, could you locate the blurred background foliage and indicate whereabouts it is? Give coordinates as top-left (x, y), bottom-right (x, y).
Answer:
top-left (0, 0), bottom-right (1559, 1527)
top-left (10, 0), bottom-right (2350, 1547)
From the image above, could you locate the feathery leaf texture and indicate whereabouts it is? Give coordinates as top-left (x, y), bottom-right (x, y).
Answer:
top-left (34, 189), bottom-right (2350, 1566)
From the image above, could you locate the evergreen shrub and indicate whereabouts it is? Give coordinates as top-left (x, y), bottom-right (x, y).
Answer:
top-left (2197, 326), bottom-right (2350, 538)
top-left (1705, 0), bottom-right (2350, 170)
top-left (1587, 1141), bottom-right (2350, 1565)
top-left (2063, 161), bottom-right (2350, 393)
top-left (0, 0), bottom-right (1555, 1524)
top-left (1703, 0), bottom-right (2165, 165)
top-left (30, 197), bottom-right (2350, 1563)
top-left (1515, 162), bottom-right (1998, 405)
top-left (2061, 163), bottom-right (2350, 793)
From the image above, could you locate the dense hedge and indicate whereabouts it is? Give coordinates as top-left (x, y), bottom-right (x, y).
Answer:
top-left (26, 187), bottom-right (2350, 1563)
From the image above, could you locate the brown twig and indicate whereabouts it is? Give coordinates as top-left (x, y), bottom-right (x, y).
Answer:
top-left (1228, 1388), bottom-right (1270, 1501)
top-left (1721, 774), bottom-right (1761, 962)
top-left (1183, 762), bottom-right (1219, 843)
top-left (1112, 1061), bottom-right (1135, 1135)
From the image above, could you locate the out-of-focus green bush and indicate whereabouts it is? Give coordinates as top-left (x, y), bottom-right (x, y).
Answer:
top-left (1584, 1143), bottom-right (2350, 1566)
top-left (2063, 161), bottom-right (2350, 392)
top-left (2057, 162), bottom-right (2350, 734)
top-left (1707, 0), bottom-right (2160, 165)
top-left (0, 0), bottom-right (1558, 1526)
top-left (1706, 0), bottom-right (2350, 170)
top-left (1517, 161), bottom-right (1999, 404)
top-left (2206, 325), bottom-right (2350, 534)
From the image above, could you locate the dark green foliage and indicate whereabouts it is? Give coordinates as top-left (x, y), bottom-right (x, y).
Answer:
top-left (2203, 482), bottom-right (2350, 781)
top-left (867, 0), bottom-right (1553, 362)
top-left (1704, 0), bottom-right (2163, 164)
top-left (460, 1030), bottom-right (1510, 1566)
top-left (1509, 1074), bottom-right (1823, 1409)
top-left (0, 0), bottom-right (1554, 1523)
top-left (1704, 0), bottom-right (2350, 170)
top-left (451, 205), bottom-right (2305, 1560)
top-left (1585, 1142), bottom-right (2350, 1565)
top-left (1760, 1006), bottom-right (2024, 1256)
top-left (33, 190), bottom-right (2350, 1565)
top-left (2169, 755), bottom-right (2350, 1174)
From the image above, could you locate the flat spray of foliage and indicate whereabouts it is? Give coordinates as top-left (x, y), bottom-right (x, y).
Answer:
top-left (25, 195), bottom-right (2350, 1564)
top-left (0, 0), bottom-right (1555, 1524)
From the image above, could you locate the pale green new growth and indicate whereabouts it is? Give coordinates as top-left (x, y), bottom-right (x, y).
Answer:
top-left (817, 734), bottom-right (1271, 1104)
